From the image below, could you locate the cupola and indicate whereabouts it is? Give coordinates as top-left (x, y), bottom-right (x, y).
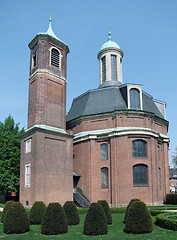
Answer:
top-left (97, 31), bottom-right (123, 87)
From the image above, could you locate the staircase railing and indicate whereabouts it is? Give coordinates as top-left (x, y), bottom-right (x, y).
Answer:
top-left (73, 188), bottom-right (90, 207)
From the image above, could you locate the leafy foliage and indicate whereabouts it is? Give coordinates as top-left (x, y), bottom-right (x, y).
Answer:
top-left (41, 202), bottom-right (68, 235)
top-left (1, 200), bottom-right (14, 223)
top-left (29, 201), bottom-right (46, 225)
top-left (3, 202), bottom-right (30, 234)
top-left (83, 202), bottom-right (108, 236)
top-left (98, 200), bottom-right (112, 225)
top-left (0, 195), bottom-right (5, 204)
top-left (124, 200), bottom-right (153, 234)
top-left (0, 116), bottom-right (24, 192)
top-left (63, 201), bottom-right (80, 225)
top-left (123, 198), bottom-right (140, 224)
top-left (172, 147), bottom-right (177, 166)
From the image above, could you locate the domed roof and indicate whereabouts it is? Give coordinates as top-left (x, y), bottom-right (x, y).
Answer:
top-left (100, 31), bottom-right (120, 51)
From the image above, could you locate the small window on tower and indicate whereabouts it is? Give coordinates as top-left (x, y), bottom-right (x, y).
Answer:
top-left (33, 52), bottom-right (37, 67)
top-left (26, 139), bottom-right (31, 153)
top-left (25, 164), bottom-right (31, 187)
top-left (111, 55), bottom-right (117, 81)
top-left (102, 56), bottom-right (106, 82)
top-left (51, 48), bottom-right (60, 68)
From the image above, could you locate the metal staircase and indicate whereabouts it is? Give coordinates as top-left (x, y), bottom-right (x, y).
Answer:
top-left (73, 187), bottom-right (90, 207)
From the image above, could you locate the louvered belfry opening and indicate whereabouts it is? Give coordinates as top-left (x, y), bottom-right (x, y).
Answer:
top-left (51, 48), bottom-right (60, 68)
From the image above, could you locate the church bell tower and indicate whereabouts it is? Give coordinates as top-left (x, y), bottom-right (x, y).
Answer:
top-left (20, 17), bottom-right (73, 207)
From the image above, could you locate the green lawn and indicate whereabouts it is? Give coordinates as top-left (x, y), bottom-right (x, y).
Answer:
top-left (0, 214), bottom-right (177, 240)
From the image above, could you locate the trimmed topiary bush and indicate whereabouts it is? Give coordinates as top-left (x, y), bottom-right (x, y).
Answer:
top-left (63, 201), bottom-right (80, 225)
top-left (3, 202), bottom-right (30, 234)
top-left (124, 200), bottom-right (153, 234)
top-left (1, 201), bottom-right (14, 223)
top-left (41, 202), bottom-right (68, 235)
top-left (83, 202), bottom-right (108, 236)
top-left (29, 201), bottom-right (46, 225)
top-left (123, 198), bottom-right (140, 224)
top-left (98, 200), bottom-right (112, 225)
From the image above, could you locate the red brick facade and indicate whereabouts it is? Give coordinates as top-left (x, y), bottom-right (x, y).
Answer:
top-left (67, 112), bottom-right (169, 206)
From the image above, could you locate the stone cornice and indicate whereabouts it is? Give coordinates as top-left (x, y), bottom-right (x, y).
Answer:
top-left (29, 69), bottom-right (67, 83)
top-left (73, 127), bottom-right (169, 144)
top-left (21, 125), bottom-right (72, 139)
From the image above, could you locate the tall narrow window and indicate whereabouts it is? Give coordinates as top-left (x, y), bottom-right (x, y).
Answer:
top-left (26, 139), bottom-right (31, 153)
top-left (133, 164), bottom-right (148, 186)
top-left (32, 52), bottom-right (37, 67)
top-left (159, 168), bottom-right (161, 188)
top-left (132, 140), bottom-right (147, 158)
top-left (100, 143), bottom-right (108, 160)
top-left (25, 164), bottom-right (31, 187)
top-left (51, 48), bottom-right (60, 68)
top-left (102, 56), bottom-right (106, 82)
top-left (111, 55), bottom-right (117, 81)
top-left (130, 88), bottom-right (140, 109)
top-left (101, 167), bottom-right (109, 188)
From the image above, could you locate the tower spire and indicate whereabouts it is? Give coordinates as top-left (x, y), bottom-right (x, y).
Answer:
top-left (46, 12), bottom-right (58, 39)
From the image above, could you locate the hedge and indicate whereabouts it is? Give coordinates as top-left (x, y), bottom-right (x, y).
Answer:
top-left (166, 194), bottom-right (177, 204)
top-left (63, 201), bottom-right (80, 225)
top-left (98, 200), bottom-right (112, 225)
top-left (29, 201), bottom-right (46, 225)
top-left (155, 213), bottom-right (177, 231)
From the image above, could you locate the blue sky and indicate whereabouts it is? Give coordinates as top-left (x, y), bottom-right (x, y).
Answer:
top-left (0, 0), bottom-right (177, 166)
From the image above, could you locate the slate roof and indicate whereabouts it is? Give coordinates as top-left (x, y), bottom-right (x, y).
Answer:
top-left (66, 84), bottom-right (165, 123)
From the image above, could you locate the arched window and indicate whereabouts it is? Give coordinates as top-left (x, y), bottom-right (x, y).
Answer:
top-left (130, 88), bottom-right (140, 109)
top-left (100, 143), bottom-right (108, 160)
top-left (102, 56), bottom-right (106, 82)
top-left (111, 55), bottom-right (117, 81)
top-left (101, 167), bottom-right (108, 188)
top-left (132, 140), bottom-right (147, 158)
top-left (51, 48), bottom-right (60, 68)
top-left (133, 164), bottom-right (148, 186)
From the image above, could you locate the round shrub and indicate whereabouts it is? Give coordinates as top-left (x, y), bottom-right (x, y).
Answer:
top-left (124, 200), bottom-right (153, 234)
top-left (123, 198), bottom-right (140, 224)
top-left (83, 202), bottom-right (108, 236)
top-left (98, 200), bottom-right (112, 225)
top-left (41, 202), bottom-right (68, 235)
top-left (63, 201), bottom-right (80, 225)
top-left (1, 201), bottom-right (14, 223)
top-left (29, 201), bottom-right (46, 225)
top-left (3, 202), bottom-right (30, 234)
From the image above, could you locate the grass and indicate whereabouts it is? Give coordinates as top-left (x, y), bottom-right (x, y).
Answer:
top-left (0, 213), bottom-right (177, 239)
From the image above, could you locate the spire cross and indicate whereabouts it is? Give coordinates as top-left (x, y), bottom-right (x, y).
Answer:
top-left (108, 26), bottom-right (112, 41)
top-left (49, 12), bottom-right (52, 21)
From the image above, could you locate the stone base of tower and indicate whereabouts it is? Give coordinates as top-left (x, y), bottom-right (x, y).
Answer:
top-left (20, 125), bottom-right (73, 207)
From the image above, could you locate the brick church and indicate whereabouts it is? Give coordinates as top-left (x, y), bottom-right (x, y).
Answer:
top-left (20, 18), bottom-right (170, 207)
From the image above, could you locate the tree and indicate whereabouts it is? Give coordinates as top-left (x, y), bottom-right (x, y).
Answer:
top-left (0, 115), bottom-right (24, 193)
top-left (172, 147), bottom-right (177, 166)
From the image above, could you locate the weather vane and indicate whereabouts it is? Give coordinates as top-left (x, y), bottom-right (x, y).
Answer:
top-left (108, 26), bottom-right (112, 41)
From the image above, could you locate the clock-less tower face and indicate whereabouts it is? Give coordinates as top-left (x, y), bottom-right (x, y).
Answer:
top-left (28, 30), bottom-right (69, 130)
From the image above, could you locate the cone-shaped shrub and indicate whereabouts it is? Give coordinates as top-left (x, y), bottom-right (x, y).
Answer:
top-left (63, 201), bottom-right (80, 225)
top-left (3, 202), bottom-right (30, 234)
top-left (98, 200), bottom-right (112, 225)
top-left (83, 202), bottom-right (108, 236)
top-left (41, 202), bottom-right (68, 235)
top-left (29, 201), bottom-right (46, 225)
top-left (1, 201), bottom-right (14, 223)
top-left (124, 200), bottom-right (153, 234)
top-left (123, 199), bottom-right (140, 224)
